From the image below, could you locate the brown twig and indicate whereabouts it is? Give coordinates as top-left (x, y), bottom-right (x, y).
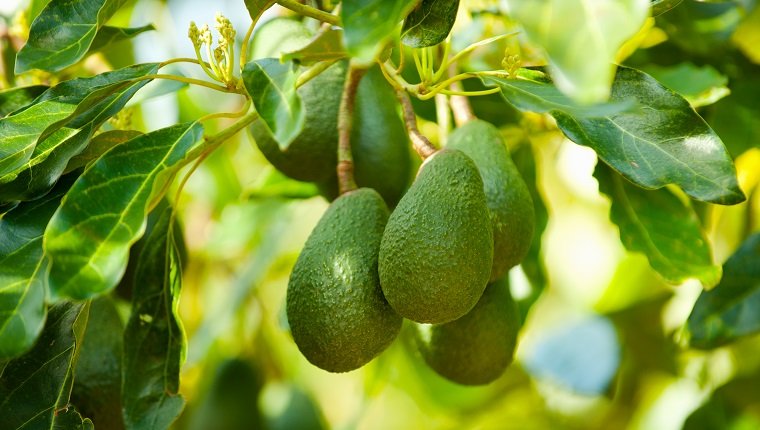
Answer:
top-left (394, 88), bottom-right (437, 159)
top-left (448, 79), bottom-right (475, 127)
top-left (337, 64), bottom-right (367, 195)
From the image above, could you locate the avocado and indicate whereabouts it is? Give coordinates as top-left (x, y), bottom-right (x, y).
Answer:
top-left (378, 149), bottom-right (493, 324)
top-left (317, 66), bottom-right (412, 207)
top-left (447, 120), bottom-right (535, 281)
top-left (415, 278), bottom-right (520, 385)
top-left (249, 60), bottom-right (347, 182)
top-left (248, 19), bottom-right (347, 182)
top-left (287, 188), bottom-right (402, 372)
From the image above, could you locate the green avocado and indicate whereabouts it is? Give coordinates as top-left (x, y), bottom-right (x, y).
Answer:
top-left (317, 66), bottom-right (412, 207)
top-left (248, 19), bottom-right (347, 182)
top-left (415, 278), bottom-right (520, 385)
top-left (447, 120), bottom-right (535, 281)
top-left (378, 149), bottom-right (493, 324)
top-left (249, 61), bottom-right (347, 182)
top-left (287, 188), bottom-right (402, 372)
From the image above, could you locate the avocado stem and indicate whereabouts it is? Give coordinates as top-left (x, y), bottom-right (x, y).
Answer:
top-left (337, 63), bottom-right (367, 195)
top-left (394, 88), bottom-right (437, 159)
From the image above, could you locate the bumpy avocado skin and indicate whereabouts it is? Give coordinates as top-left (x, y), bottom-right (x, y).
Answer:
top-left (317, 66), bottom-right (412, 207)
top-left (378, 149), bottom-right (493, 324)
top-left (249, 60), bottom-right (347, 182)
top-left (416, 278), bottom-right (520, 385)
top-left (287, 188), bottom-right (402, 373)
top-left (447, 120), bottom-right (535, 281)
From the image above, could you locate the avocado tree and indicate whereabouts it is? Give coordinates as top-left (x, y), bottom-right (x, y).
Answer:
top-left (1, 0), bottom-right (759, 428)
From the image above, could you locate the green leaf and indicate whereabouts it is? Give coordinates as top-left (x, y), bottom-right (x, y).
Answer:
top-left (122, 203), bottom-right (185, 430)
top-left (595, 163), bottom-right (721, 286)
top-left (487, 66), bottom-right (745, 205)
top-left (503, 0), bottom-right (649, 103)
top-left (553, 66), bottom-right (744, 205)
top-left (243, 59), bottom-right (303, 150)
top-left (401, 0), bottom-right (460, 48)
top-left (71, 297), bottom-right (125, 430)
top-left (481, 70), bottom-right (637, 118)
top-left (0, 63), bottom-right (159, 200)
top-left (642, 62), bottom-right (729, 108)
top-left (53, 408), bottom-right (96, 430)
top-left (281, 28), bottom-right (348, 66)
top-left (44, 121), bottom-right (203, 300)
top-left (87, 25), bottom-right (155, 54)
top-left (64, 129), bottom-right (142, 174)
top-left (0, 175), bottom-right (74, 360)
top-left (15, 0), bottom-right (129, 73)
top-left (0, 85), bottom-right (48, 117)
top-left (244, 0), bottom-right (276, 20)
top-left (341, 0), bottom-right (420, 63)
top-left (687, 233), bottom-right (760, 349)
top-left (0, 301), bottom-right (90, 429)
top-left (0, 100), bottom-right (77, 176)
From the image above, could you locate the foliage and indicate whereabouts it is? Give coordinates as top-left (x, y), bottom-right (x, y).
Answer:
top-left (0, 0), bottom-right (759, 429)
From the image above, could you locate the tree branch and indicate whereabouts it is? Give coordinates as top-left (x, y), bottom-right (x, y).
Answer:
top-left (394, 88), bottom-right (437, 159)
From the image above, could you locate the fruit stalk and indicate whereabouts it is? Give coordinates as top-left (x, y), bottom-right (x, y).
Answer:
top-left (337, 63), bottom-right (367, 195)
top-left (394, 88), bottom-right (437, 159)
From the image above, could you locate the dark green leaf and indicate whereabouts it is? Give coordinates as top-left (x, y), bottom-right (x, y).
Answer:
top-left (44, 121), bottom-right (203, 300)
top-left (281, 28), bottom-right (347, 66)
top-left (53, 407), bottom-right (96, 430)
top-left (0, 85), bottom-right (48, 117)
top-left (243, 59), bottom-right (303, 150)
top-left (244, 0), bottom-right (276, 20)
top-left (687, 233), bottom-right (760, 349)
top-left (16, 0), bottom-right (129, 73)
top-left (489, 66), bottom-right (745, 205)
top-left (595, 163), bottom-right (721, 285)
top-left (0, 175), bottom-right (74, 360)
top-left (553, 66), bottom-right (744, 205)
top-left (401, 0), bottom-right (460, 48)
top-left (71, 297), bottom-right (125, 430)
top-left (481, 70), bottom-right (637, 118)
top-left (0, 63), bottom-right (159, 201)
top-left (341, 0), bottom-right (419, 63)
top-left (0, 301), bottom-right (90, 429)
top-left (122, 203), bottom-right (185, 430)
top-left (64, 130), bottom-right (142, 174)
top-left (87, 24), bottom-right (155, 54)
top-left (511, 142), bottom-right (548, 324)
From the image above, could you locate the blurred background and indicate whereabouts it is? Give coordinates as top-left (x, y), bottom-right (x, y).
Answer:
top-left (3, 0), bottom-right (760, 429)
